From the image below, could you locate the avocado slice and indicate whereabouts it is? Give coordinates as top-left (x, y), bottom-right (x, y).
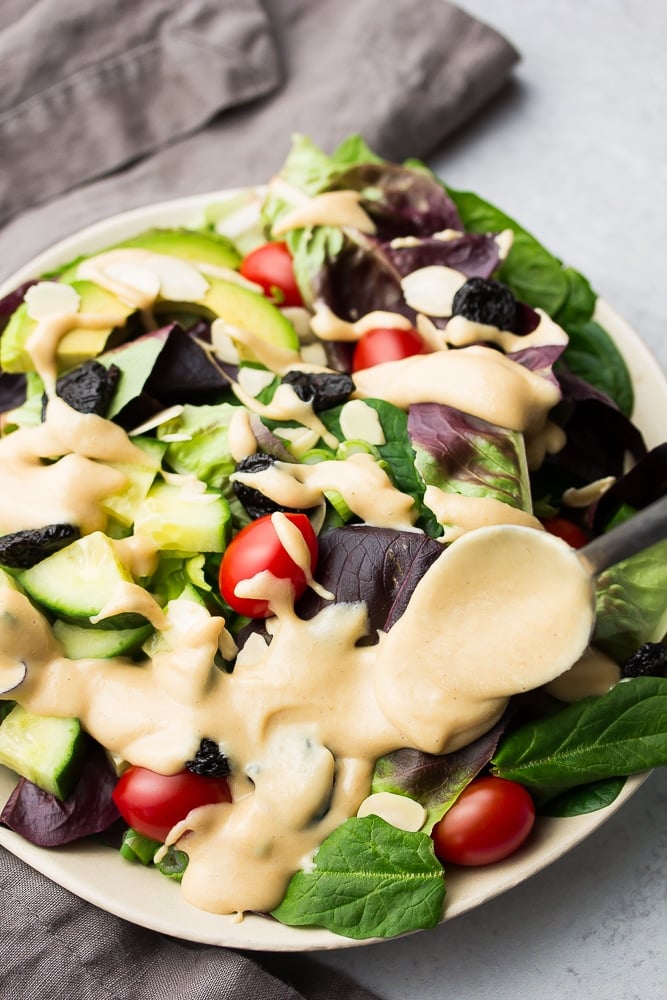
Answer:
top-left (55, 228), bottom-right (242, 284)
top-left (0, 280), bottom-right (134, 374)
top-left (115, 228), bottom-right (242, 269)
top-left (158, 276), bottom-right (299, 360)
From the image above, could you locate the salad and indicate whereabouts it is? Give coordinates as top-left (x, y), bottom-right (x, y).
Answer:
top-left (0, 134), bottom-right (665, 942)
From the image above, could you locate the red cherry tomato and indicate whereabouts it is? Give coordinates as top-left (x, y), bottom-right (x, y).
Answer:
top-left (112, 765), bottom-right (231, 843)
top-left (218, 512), bottom-right (318, 618)
top-left (542, 516), bottom-right (589, 549)
top-left (431, 776), bottom-right (535, 867)
top-left (239, 241), bottom-right (303, 307)
top-left (352, 326), bottom-right (428, 372)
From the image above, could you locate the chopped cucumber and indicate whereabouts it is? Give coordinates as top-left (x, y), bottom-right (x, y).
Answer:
top-left (101, 437), bottom-right (165, 527)
top-left (19, 530), bottom-right (146, 629)
top-left (53, 619), bottom-right (153, 659)
top-left (0, 704), bottom-right (86, 799)
top-left (133, 481), bottom-right (231, 552)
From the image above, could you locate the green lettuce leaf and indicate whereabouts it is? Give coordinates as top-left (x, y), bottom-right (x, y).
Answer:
top-left (594, 539), bottom-right (667, 663)
top-left (157, 402), bottom-right (238, 490)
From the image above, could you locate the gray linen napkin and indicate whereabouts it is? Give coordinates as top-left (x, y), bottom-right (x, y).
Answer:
top-left (0, 2), bottom-right (518, 997)
top-left (0, 0), bottom-right (518, 280)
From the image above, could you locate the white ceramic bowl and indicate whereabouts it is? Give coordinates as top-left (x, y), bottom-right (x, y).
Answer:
top-left (0, 193), bottom-right (665, 952)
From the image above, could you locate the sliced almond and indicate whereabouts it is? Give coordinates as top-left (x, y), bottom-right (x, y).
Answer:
top-left (357, 791), bottom-right (426, 832)
top-left (103, 261), bottom-right (162, 302)
top-left (401, 265), bottom-right (467, 317)
top-left (145, 255), bottom-right (210, 302)
top-left (25, 281), bottom-right (80, 320)
top-left (237, 366), bottom-right (277, 397)
top-left (339, 399), bottom-right (385, 445)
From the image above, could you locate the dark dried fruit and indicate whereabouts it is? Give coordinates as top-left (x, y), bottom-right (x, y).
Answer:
top-left (622, 642), bottom-right (667, 678)
top-left (281, 370), bottom-right (354, 412)
top-left (0, 523), bottom-right (80, 569)
top-left (233, 453), bottom-right (308, 520)
top-left (185, 738), bottom-right (231, 778)
top-left (43, 360), bottom-right (121, 419)
top-left (451, 277), bottom-right (519, 332)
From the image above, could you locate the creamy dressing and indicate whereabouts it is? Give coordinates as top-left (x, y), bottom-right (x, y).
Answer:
top-left (353, 346), bottom-right (561, 433)
top-left (271, 190), bottom-right (376, 236)
top-left (0, 237), bottom-right (602, 922)
top-left (0, 524), bottom-right (595, 915)
top-left (424, 486), bottom-right (543, 542)
top-left (231, 453), bottom-right (418, 530)
top-left (445, 308), bottom-right (569, 353)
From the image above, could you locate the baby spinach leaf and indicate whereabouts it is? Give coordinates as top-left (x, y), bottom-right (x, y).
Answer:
top-left (272, 815), bottom-right (445, 939)
top-left (447, 186), bottom-right (634, 415)
top-left (538, 776), bottom-right (626, 817)
top-left (561, 319), bottom-right (634, 417)
top-left (446, 187), bottom-right (571, 316)
top-left (491, 677), bottom-right (667, 793)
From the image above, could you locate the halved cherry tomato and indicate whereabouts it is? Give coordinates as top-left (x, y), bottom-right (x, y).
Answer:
top-left (352, 326), bottom-right (427, 372)
top-left (239, 241), bottom-right (303, 307)
top-left (431, 776), bottom-right (535, 867)
top-left (112, 765), bottom-right (231, 843)
top-left (218, 512), bottom-right (318, 618)
top-left (542, 516), bottom-right (589, 549)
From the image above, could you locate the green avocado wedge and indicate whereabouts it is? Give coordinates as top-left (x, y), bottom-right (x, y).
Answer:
top-left (0, 280), bottom-right (134, 374)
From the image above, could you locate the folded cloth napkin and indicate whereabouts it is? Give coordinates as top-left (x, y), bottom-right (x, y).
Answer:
top-left (0, 0), bottom-right (518, 280)
top-left (0, 2), bottom-right (518, 998)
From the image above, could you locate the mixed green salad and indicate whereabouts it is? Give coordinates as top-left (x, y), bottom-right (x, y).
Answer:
top-left (0, 134), bottom-right (665, 941)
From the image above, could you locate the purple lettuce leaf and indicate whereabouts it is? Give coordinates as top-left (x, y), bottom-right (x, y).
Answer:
top-left (408, 402), bottom-right (532, 512)
top-left (0, 281), bottom-right (37, 330)
top-left (508, 343), bottom-right (564, 387)
top-left (545, 371), bottom-right (646, 483)
top-left (331, 162), bottom-right (463, 239)
top-left (0, 373), bottom-right (27, 415)
top-left (315, 235), bottom-right (413, 324)
top-left (591, 443), bottom-right (667, 533)
top-left (101, 323), bottom-right (231, 430)
top-left (298, 526), bottom-right (444, 635)
top-left (382, 232), bottom-right (501, 280)
top-left (371, 711), bottom-right (511, 830)
top-left (0, 741), bottom-right (120, 847)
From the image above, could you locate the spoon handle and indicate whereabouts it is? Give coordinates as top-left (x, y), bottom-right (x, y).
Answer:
top-left (578, 493), bottom-right (667, 576)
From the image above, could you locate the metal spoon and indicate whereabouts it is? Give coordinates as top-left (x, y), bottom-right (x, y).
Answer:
top-left (578, 493), bottom-right (667, 576)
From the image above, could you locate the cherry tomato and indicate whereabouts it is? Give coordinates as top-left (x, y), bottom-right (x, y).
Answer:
top-left (239, 241), bottom-right (303, 307)
top-left (542, 516), bottom-right (589, 549)
top-left (112, 765), bottom-right (231, 843)
top-left (352, 326), bottom-right (428, 372)
top-left (431, 776), bottom-right (535, 867)
top-left (218, 512), bottom-right (318, 618)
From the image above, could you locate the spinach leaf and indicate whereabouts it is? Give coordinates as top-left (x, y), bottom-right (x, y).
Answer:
top-left (562, 319), bottom-right (634, 417)
top-left (446, 188), bottom-right (571, 317)
top-left (491, 677), bottom-right (667, 794)
top-left (272, 815), bottom-right (445, 939)
top-left (538, 776), bottom-right (626, 817)
top-left (447, 187), bottom-right (633, 414)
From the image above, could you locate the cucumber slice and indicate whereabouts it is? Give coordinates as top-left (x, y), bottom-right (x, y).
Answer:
top-left (19, 531), bottom-right (146, 629)
top-left (53, 619), bottom-right (153, 659)
top-left (0, 704), bottom-right (86, 799)
top-left (134, 482), bottom-right (231, 553)
top-left (101, 437), bottom-right (165, 527)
